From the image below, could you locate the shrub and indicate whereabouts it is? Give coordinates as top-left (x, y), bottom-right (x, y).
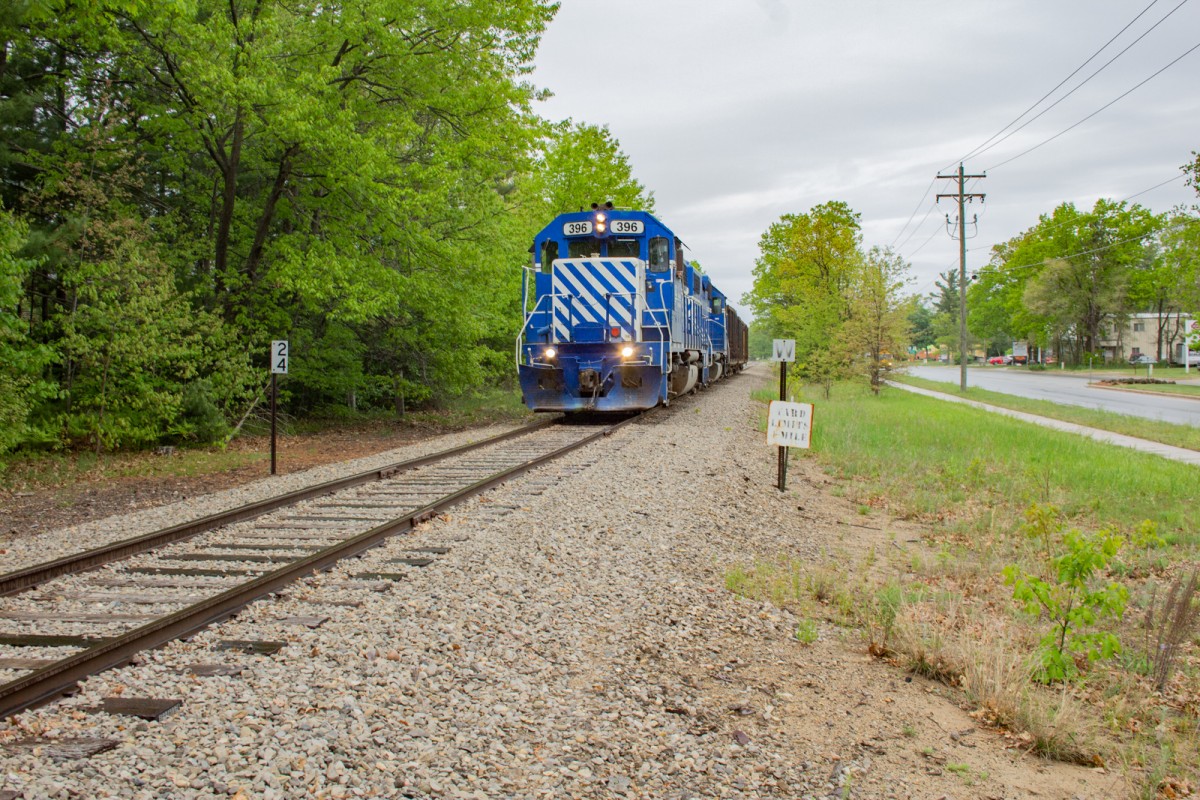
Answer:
top-left (1003, 527), bottom-right (1127, 682)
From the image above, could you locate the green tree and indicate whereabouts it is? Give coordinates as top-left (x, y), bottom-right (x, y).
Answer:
top-left (518, 120), bottom-right (655, 218)
top-left (1021, 200), bottom-right (1160, 361)
top-left (1, 0), bottom-right (560, 448)
top-left (1143, 216), bottom-right (1200, 360)
top-left (972, 200), bottom-right (1163, 365)
top-left (0, 205), bottom-right (56, 455)
top-left (32, 131), bottom-right (254, 449)
top-left (839, 247), bottom-right (911, 393)
top-left (906, 301), bottom-right (935, 356)
top-left (743, 201), bottom-right (863, 385)
top-left (931, 268), bottom-right (976, 361)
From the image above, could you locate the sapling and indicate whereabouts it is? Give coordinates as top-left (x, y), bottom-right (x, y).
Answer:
top-left (1003, 527), bottom-right (1127, 682)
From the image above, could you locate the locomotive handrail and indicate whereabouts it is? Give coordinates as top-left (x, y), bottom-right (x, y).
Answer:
top-left (515, 293), bottom-right (557, 367)
top-left (516, 288), bottom-right (673, 374)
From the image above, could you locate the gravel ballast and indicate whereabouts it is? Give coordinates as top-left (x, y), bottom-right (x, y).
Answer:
top-left (0, 366), bottom-right (1119, 799)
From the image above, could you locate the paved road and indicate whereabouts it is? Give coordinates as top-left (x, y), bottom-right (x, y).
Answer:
top-left (905, 365), bottom-right (1200, 428)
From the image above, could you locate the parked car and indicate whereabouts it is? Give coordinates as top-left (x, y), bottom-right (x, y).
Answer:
top-left (1129, 354), bottom-right (1157, 365)
top-left (987, 355), bottom-right (1011, 365)
top-left (1176, 351), bottom-right (1200, 367)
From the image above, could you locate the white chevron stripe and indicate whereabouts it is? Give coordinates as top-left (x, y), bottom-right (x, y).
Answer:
top-left (549, 258), bottom-right (644, 342)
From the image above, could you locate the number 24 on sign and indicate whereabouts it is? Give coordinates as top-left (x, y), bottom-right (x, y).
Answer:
top-left (767, 401), bottom-right (814, 448)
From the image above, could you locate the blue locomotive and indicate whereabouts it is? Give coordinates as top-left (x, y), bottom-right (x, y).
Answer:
top-left (517, 204), bottom-right (748, 412)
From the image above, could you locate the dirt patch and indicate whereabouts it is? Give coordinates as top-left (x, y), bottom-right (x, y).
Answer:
top-left (712, 453), bottom-right (1130, 799)
top-left (0, 423), bottom-right (436, 538)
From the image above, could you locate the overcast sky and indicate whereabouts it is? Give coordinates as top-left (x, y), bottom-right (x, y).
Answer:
top-left (530, 0), bottom-right (1200, 318)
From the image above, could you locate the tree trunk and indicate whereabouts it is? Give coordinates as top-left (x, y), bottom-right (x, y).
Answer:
top-left (245, 143), bottom-right (300, 284)
top-left (213, 107), bottom-right (244, 310)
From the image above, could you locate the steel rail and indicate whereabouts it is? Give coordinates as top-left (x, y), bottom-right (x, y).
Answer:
top-left (0, 418), bottom-right (558, 598)
top-left (0, 413), bottom-right (638, 720)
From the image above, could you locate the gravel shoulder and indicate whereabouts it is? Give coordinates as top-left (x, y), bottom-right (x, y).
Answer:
top-left (0, 364), bottom-right (1123, 798)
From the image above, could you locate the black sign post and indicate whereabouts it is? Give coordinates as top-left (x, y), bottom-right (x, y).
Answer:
top-left (777, 359), bottom-right (788, 490)
top-left (270, 340), bottom-right (289, 475)
top-left (771, 339), bottom-right (796, 491)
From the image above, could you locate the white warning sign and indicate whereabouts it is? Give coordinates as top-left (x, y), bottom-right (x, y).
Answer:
top-left (271, 340), bottom-right (289, 374)
top-left (767, 401), bottom-right (813, 448)
top-left (772, 339), bottom-right (796, 362)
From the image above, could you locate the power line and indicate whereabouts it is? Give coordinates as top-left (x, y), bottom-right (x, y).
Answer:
top-left (953, 0), bottom-right (1187, 167)
top-left (895, 202), bottom-right (941, 252)
top-left (889, 178), bottom-right (936, 247)
top-left (903, 219), bottom-right (945, 260)
top-left (985, 38), bottom-right (1200, 171)
top-left (979, 218), bottom-right (1198, 277)
top-left (983, 170), bottom-right (1186, 247)
top-left (1123, 171), bottom-right (1187, 201)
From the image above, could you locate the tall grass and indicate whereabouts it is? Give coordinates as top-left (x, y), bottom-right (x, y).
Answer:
top-left (801, 382), bottom-right (1199, 544)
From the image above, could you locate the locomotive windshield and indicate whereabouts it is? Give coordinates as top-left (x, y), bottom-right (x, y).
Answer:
top-left (607, 239), bottom-right (639, 258)
top-left (567, 239), bottom-right (597, 258)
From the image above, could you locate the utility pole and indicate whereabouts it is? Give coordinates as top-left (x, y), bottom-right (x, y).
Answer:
top-left (937, 164), bottom-right (985, 392)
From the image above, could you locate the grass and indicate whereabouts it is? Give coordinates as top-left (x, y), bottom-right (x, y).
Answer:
top-left (1100, 382), bottom-right (1200, 397)
top-left (726, 379), bottom-right (1200, 792)
top-left (893, 373), bottom-right (1200, 455)
top-left (805, 381), bottom-right (1198, 540)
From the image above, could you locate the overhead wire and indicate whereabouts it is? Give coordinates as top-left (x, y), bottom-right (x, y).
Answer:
top-left (895, 202), bottom-right (941, 253)
top-left (904, 221), bottom-right (946, 260)
top-left (981, 170), bottom-right (1190, 247)
top-left (953, 0), bottom-right (1188, 167)
top-left (905, 169), bottom-right (1192, 301)
top-left (985, 38), bottom-right (1200, 171)
top-left (976, 217), bottom-right (1198, 278)
top-left (889, 178), bottom-right (937, 247)
top-left (1123, 171), bottom-right (1187, 201)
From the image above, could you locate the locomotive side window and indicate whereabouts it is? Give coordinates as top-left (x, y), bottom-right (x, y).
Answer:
top-left (540, 240), bottom-right (558, 273)
top-left (648, 237), bottom-right (669, 272)
top-left (712, 297), bottom-right (723, 313)
top-left (607, 238), bottom-right (639, 258)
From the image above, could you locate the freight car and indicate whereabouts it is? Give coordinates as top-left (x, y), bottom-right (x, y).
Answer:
top-left (517, 204), bottom-right (747, 412)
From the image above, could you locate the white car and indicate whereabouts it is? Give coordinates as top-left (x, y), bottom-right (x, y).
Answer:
top-left (1178, 351), bottom-right (1200, 367)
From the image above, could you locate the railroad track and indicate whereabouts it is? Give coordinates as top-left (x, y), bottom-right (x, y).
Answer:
top-left (0, 414), bottom-right (640, 720)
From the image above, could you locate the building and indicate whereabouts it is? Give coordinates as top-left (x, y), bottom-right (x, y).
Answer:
top-left (1098, 312), bottom-right (1195, 362)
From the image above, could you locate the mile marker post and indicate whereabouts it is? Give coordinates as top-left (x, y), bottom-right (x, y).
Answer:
top-left (270, 340), bottom-right (289, 475)
top-left (771, 339), bottom-right (796, 490)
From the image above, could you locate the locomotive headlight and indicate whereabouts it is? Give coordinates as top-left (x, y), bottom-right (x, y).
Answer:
top-left (596, 213), bottom-right (606, 222)
top-left (621, 345), bottom-right (634, 358)
top-left (596, 222), bottom-right (606, 232)
top-left (544, 347), bottom-right (557, 360)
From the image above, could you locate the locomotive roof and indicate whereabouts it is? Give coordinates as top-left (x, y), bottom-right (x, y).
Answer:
top-left (532, 208), bottom-right (677, 249)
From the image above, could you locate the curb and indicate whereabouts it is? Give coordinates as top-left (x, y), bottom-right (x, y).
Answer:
top-left (1086, 383), bottom-right (1200, 402)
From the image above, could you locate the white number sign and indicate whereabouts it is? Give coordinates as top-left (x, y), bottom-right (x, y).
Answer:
top-left (562, 221), bottom-right (594, 236)
top-left (772, 339), bottom-right (796, 362)
top-left (271, 340), bottom-right (289, 374)
top-left (767, 401), bottom-right (813, 448)
top-left (609, 220), bottom-right (644, 234)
